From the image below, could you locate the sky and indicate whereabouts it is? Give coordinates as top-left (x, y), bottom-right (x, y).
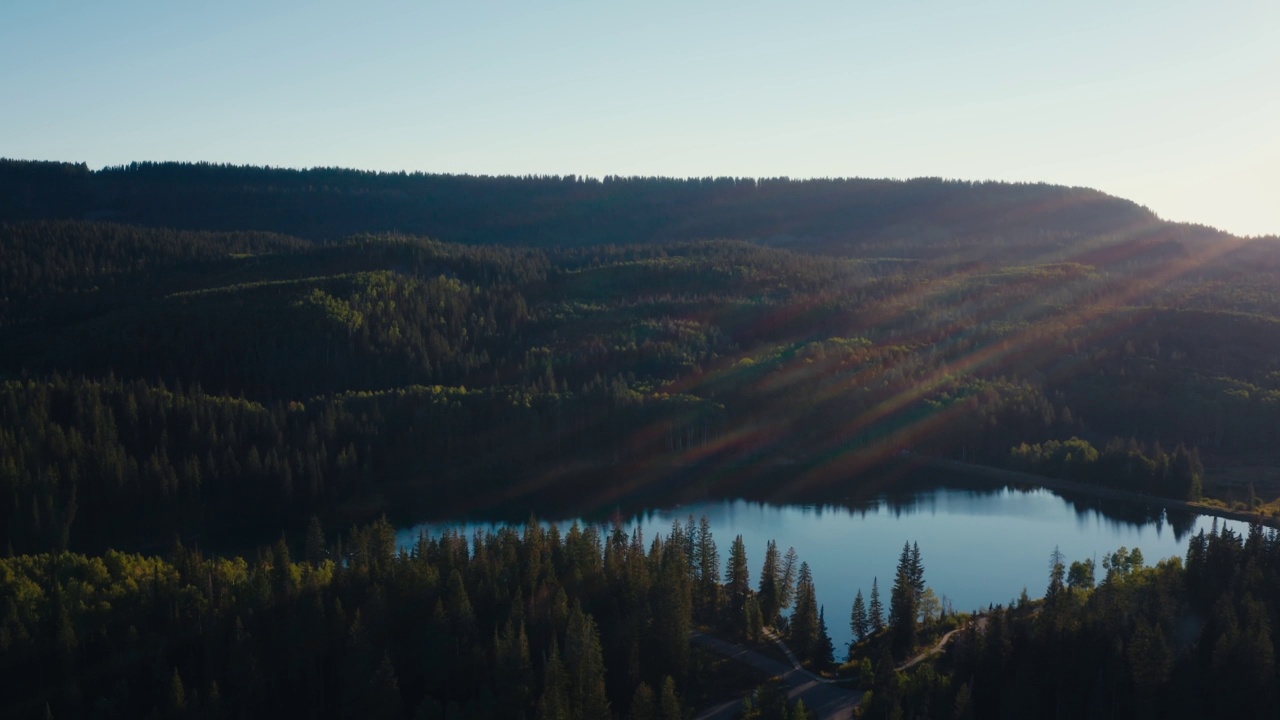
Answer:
top-left (2, 1), bottom-right (1277, 236)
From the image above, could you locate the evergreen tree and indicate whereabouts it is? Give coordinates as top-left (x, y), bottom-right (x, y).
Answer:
top-left (909, 542), bottom-right (925, 604)
top-left (869, 578), bottom-right (885, 633)
top-left (850, 589), bottom-right (869, 650)
top-left (564, 605), bottom-right (611, 720)
top-left (695, 515), bottom-right (721, 614)
top-left (658, 676), bottom-right (682, 720)
top-left (745, 594), bottom-right (764, 641)
top-left (627, 682), bottom-right (657, 720)
top-left (537, 640), bottom-right (569, 720)
top-left (725, 534), bottom-right (751, 616)
top-left (778, 547), bottom-right (798, 614)
top-left (816, 606), bottom-right (836, 669)
top-left (496, 619), bottom-right (534, 718)
top-left (889, 542), bottom-right (919, 657)
top-left (758, 540), bottom-right (781, 625)
top-left (169, 667), bottom-right (186, 716)
top-left (653, 539), bottom-right (692, 681)
top-left (1046, 546), bottom-right (1066, 607)
top-left (790, 562), bottom-right (820, 663)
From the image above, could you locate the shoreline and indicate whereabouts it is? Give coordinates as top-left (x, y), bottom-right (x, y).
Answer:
top-left (920, 457), bottom-right (1280, 531)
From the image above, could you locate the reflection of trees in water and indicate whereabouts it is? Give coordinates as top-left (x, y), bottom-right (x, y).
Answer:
top-left (1163, 507), bottom-right (1200, 539)
top-left (724, 466), bottom-right (1208, 541)
top-left (395, 460), bottom-right (1209, 541)
top-left (1040, 487), bottom-right (1202, 541)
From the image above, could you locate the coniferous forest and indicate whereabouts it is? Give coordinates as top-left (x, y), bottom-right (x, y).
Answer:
top-left (2, 159), bottom-right (1280, 717)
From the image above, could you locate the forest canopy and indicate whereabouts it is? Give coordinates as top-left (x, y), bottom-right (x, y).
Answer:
top-left (1, 161), bottom-right (1279, 554)
top-left (2, 159), bottom-right (1280, 718)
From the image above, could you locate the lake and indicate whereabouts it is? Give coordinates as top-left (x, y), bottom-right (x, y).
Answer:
top-left (396, 478), bottom-right (1251, 655)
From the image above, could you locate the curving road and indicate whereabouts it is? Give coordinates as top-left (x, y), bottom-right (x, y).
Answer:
top-left (693, 617), bottom-right (984, 719)
top-left (691, 632), bottom-right (863, 720)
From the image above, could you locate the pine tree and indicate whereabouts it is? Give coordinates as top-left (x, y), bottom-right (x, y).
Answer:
top-left (537, 640), bottom-right (569, 720)
top-left (889, 541), bottom-right (918, 657)
top-left (627, 682), bottom-right (657, 720)
top-left (790, 562), bottom-right (820, 662)
top-left (909, 542), bottom-right (925, 604)
top-left (869, 578), bottom-right (885, 632)
top-left (778, 546), bottom-right (798, 613)
top-left (725, 534), bottom-right (751, 616)
top-left (758, 540), bottom-right (781, 625)
top-left (653, 539), bottom-right (692, 681)
top-left (564, 605), bottom-right (611, 720)
top-left (816, 606), bottom-right (836, 669)
top-left (496, 618), bottom-right (533, 718)
top-left (658, 676), bottom-right (682, 720)
top-left (169, 667), bottom-right (187, 715)
top-left (695, 515), bottom-right (720, 614)
top-left (745, 594), bottom-right (764, 640)
top-left (1046, 546), bottom-right (1066, 608)
top-left (850, 589), bottom-right (869, 649)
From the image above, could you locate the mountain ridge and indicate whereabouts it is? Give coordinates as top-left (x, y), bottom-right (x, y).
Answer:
top-left (2, 157), bottom-right (1216, 255)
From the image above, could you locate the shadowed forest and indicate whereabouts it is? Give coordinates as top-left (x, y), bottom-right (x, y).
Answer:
top-left (2, 159), bottom-right (1280, 717)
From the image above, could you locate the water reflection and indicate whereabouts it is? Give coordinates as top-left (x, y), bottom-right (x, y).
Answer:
top-left (397, 476), bottom-right (1250, 654)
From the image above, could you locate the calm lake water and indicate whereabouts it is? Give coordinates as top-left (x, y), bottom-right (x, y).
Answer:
top-left (396, 480), bottom-right (1250, 655)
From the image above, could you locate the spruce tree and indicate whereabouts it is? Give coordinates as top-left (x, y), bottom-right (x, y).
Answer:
top-left (758, 539), bottom-right (781, 625)
top-left (695, 515), bottom-right (720, 614)
top-left (816, 606), bottom-right (836, 669)
top-left (627, 683), bottom-right (657, 720)
top-left (565, 605), bottom-right (610, 720)
top-left (725, 534), bottom-right (751, 616)
top-left (745, 594), bottom-right (764, 640)
top-left (496, 618), bottom-right (533, 718)
top-left (658, 676), bottom-right (682, 720)
top-left (169, 667), bottom-right (186, 715)
top-left (537, 640), bottom-right (569, 720)
top-left (790, 562), bottom-right (820, 662)
top-left (869, 578), bottom-right (885, 632)
top-left (851, 589), bottom-right (869, 649)
top-left (889, 542), bottom-right (919, 658)
top-left (1046, 546), bottom-right (1066, 607)
top-left (909, 542), bottom-right (925, 604)
top-left (778, 546), bottom-right (798, 613)
top-left (653, 539), bottom-right (692, 681)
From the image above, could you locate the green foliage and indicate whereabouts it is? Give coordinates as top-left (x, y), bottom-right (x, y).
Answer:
top-left (0, 196), bottom-right (1269, 553)
top-left (1010, 437), bottom-right (1204, 500)
top-left (2, 163), bottom-right (1280, 716)
top-left (0, 519), bottom-right (713, 719)
top-left (889, 542), bottom-right (920, 659)
top-left (739, 680), bottom-right (813, 720)
top-left (850, 589), bottom-right (869, 652)
top-left (878, 527), bottom-right (1280, 719)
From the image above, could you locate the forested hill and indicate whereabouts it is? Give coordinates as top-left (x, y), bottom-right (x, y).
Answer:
top-left (2, 159), bottom-right (1280, 556)
top-left (0, 158), bottom-right (1204, 255)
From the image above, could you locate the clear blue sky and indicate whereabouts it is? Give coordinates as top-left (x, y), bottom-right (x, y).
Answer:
top-left (3, 1), bottom-right (1277, 236)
